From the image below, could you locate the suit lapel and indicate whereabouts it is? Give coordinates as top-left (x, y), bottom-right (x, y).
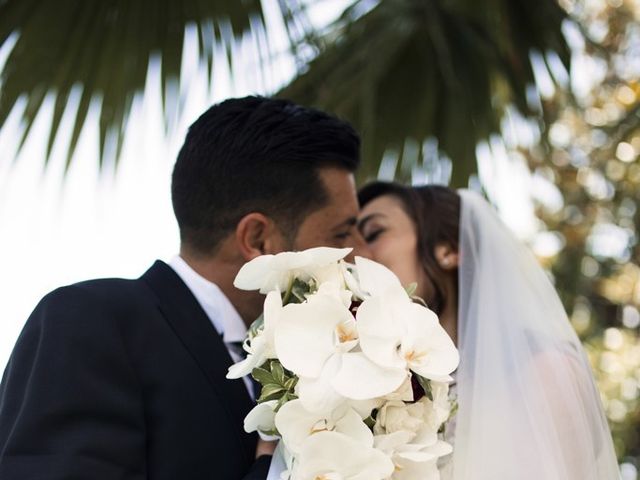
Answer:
top-left (141, 261), bottom-right (255, 428)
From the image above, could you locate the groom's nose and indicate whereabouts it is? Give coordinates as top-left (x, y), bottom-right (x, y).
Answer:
top-left (346, 230), bottom-right (372, 262)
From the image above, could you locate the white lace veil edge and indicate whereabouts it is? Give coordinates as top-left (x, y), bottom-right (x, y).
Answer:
top-left (451, 189), bottom-right (619, 480)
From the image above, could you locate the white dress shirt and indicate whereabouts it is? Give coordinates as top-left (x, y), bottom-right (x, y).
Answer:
top-left (169, 255), bottom-right (255, 398)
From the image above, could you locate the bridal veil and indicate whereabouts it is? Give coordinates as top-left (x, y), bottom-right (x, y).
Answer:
top-left (452, 190), bottom-right (619, 479)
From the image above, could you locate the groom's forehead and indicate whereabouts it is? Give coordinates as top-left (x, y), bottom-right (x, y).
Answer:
top-left (317, 168), bottom-right (358, 206)
top-left (297, 167), bottom-right (360, 225)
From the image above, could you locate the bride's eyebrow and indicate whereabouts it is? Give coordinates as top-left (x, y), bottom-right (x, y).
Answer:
top-left (357, 213), bottom-right (384, 232)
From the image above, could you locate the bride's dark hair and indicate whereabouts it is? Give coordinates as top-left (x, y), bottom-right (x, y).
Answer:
top-left (358, 182), bottom-right (461, 314)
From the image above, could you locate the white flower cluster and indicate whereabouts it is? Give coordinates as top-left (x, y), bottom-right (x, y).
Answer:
top-left (228, 247), bottom-right (459, 480)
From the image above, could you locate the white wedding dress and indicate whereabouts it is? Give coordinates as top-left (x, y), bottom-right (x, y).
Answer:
top-left (448, 190), bottom-right (620, 479)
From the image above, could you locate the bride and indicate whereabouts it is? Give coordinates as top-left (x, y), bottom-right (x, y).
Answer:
top-left (357, 182), bottom-right (620, 480)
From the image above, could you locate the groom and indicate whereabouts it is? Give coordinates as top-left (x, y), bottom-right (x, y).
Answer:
top-left (0, 96), bottom-right (369, 479)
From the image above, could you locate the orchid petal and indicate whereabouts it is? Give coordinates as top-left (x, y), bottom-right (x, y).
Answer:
top-left (226, 334), bottom-right (267, 379)
top-left (373, 431), bottom-right (415, 454)
top-left (275, 296), bottom-right (354, 378)
top-left (303, 246), bottom-right (352, 266)
top-left (356, 294), bottom-right (406, 370)
top-left (244, 400), bottom-right (277, 433)
top-left (296, 356), bottom-right (346, 415)
top-left (399, 303), bottom-right (459, 380)
top-left (341, 262), bottom-right (368, 300)
top-left (332, 352), bottom-right (407, 400)
top-left (275, 399), bottom-right (326, 454)
top-left (294, 431), bottom-right (394, 480)
top-left (234, 255), bottom-right (278, 291)
top-left (354, 256), bottom-right (405, 297)
top-left (226, 354), bottom-right (260, 379)
top-left (234, 247), bottom-right (351, 294)
top-left (334, 408), bottom-right (374, 448)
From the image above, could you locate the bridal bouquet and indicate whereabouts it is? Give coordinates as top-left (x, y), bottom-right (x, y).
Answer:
top-left (227, 247), bottom-right (459, 480)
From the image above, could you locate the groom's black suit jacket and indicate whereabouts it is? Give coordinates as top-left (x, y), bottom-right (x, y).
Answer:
top-left (0, 261), bottom-right (269, 479)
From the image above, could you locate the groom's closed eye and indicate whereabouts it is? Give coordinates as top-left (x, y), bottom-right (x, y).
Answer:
top-left (334, 231), bottom-right (352, 240)
top-left (332, 217), bottom-right (357, 237)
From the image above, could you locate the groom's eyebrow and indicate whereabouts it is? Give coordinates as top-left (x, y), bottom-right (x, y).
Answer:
top-left (332, 217), bottom-right (357, 231)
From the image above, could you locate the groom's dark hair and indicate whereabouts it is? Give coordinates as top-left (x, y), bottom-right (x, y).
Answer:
top-left (172, 96), bottom-right (360, 254)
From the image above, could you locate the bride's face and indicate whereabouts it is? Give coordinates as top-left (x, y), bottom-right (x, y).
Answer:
top-left (358, 195), bottom-right (434, 302)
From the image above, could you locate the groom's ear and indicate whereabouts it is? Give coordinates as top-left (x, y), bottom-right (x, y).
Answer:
top-left (235, 212), bottom-right (286, 260)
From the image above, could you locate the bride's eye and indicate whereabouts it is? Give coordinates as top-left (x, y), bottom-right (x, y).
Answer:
top-left (364, 229), bottom-right (384, 243)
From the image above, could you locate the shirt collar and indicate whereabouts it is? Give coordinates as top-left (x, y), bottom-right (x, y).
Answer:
top-left (168, 255), bottom-right (247, 344)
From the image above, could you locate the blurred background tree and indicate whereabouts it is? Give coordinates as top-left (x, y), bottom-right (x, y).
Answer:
top-left (514, 0), bottom-right (640, 468)
top-left (1, 0), bottom-right (638, 471)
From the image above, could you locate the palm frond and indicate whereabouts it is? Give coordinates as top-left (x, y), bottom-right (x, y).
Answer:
top-left (278, 0), bottom-right (571, 186)
top-left (0, 0), bottom-right (312, 169)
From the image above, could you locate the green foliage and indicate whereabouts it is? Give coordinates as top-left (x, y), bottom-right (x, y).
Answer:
top-left (416, 373), bottom-right (434, 401)
top-left (248, 313), bottom-right (265, 340)
top-left (0, 0), bottom-right (314, 169)
top-left (278, 0), bottom-right (570, 185)
top-left (510, 0), bottom-right (640, 463)
top-left (252, 359), bottom-right (298, 410)
top-left (283, 277), bottom-right (314, 305)
top-left (363, 410), bottom-right (378, 429)
top-left (405, 282), bottom-right (418, 297)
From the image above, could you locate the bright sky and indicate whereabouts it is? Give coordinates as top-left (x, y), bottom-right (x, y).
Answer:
top-left (0, 0), bottom-right (361, 371)
top-left (0, 0), bottom-right (554, 370)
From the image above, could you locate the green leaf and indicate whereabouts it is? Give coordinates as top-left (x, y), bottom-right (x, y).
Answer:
top-left (290, 278), bottom-right (314, 303)
top-left (284, 377), bottom-right (298, 391)
top-left (260, 428), bottom-right (280, 437)
top-left (271, 361), bottom-right (286, 386)
top-left (405, 282), bottom-right (418, 297)
top-left (416, 374), bottom-right (433, 401)
top-left (248, 314), bottom-right (265, 339)
top-left (363, 415), bottom-right (376, 429)
top-left (279, 0), bottom-right (570, 187)
top-left (275, 391), bottom-right (297, 411)
top-left (0, 0), bottom-right (313, 170)
top-left (251, 367), bottom-right (274, 386)
top-left (258, 383), bottom-right (285, 403)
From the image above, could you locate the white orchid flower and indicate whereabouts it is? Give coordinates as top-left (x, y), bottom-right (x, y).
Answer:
top-left (374, 400), bottom-right (427, 436)
top-left (374, 427), bottom-right (453, 480)
top-left (244, 400), bottom-right (278, 433)
top-left (390, 457), bottom-right (440, 480)
top-left (357, 290), bottom-right (459, 382)
top-left (227, 290), bottom-right (282, 379)
top-left (422, 381), bottom-right (452, 431)
top-left (374, 433), bottom-right (445, 480)
top-left (274, 292), bottom-right (407, 405)
top-left (314, 280), bottom-right (353, 308)
top-left (291, 431), bottom-right (394, 480)
top-left (384, 376), bottom-right (416, 402)
top-left (313, 261), bottom-right (351, 290)
top-left (295, 354), bottom-right (384, 417)
top-left (274, 399), bottom-right (372, 455)
top-left (274, 293), bottom-right (358, 378)
top-left (234, 247), bottom-right (352, 293)
top-left (330, 351), bottom-right (408, 400)
top-left (341, 261), bottom-right (368, 301)
top-left (353, 256), bottom-right (405, 298)
top-left (294, 355), bottom-right (346, 415)
top-left (371, 397), bottom-right (453, 479)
